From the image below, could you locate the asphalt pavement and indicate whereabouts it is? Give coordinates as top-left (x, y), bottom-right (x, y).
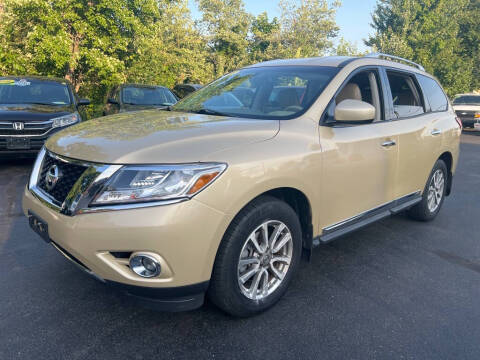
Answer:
top-left (1, 133), bottom-right (480, 359)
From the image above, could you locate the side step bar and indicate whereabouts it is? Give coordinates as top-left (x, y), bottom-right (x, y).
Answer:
top-left (316, 193), bottom-right (422, 245)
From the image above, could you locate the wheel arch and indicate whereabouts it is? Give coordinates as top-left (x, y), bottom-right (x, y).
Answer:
top-left (221, 187), bottom-right (314, 254)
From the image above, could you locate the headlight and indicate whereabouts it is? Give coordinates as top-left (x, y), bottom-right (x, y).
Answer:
top-left (52, 113), bottom-right (79, 128)
top-left (475, 112), bottom-right (480, 119)
top-left (91, 163), bottom-right (227, 205)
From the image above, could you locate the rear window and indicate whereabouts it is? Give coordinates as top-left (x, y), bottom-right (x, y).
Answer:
top-left (386, 71), bottom-right (424, 118)
top-left (417, 75), bottom-right (448, 112)
top-left (122, 86), bottom-right (177, 106)
top-left (452, 95), bottom-right (480, 106)
top-left (0, 78), bottom-right (71, 105)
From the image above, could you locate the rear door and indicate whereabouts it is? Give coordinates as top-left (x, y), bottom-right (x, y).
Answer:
top-left (381, 68), bottom-right (446, 199)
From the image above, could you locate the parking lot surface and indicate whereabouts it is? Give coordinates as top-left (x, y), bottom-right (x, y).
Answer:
top-left (1, 133), bottom-right (480, 359)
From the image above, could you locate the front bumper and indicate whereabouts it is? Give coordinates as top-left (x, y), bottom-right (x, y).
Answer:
top-left (459, 118), bottom-right (477, 128)
top-left (0, 128), bottom-right (64, 157)
top-left (22, 187), bottom-right (229, 310)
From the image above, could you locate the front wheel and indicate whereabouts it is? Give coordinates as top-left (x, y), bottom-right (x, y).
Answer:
top-left (408, 159), bottom-right (448, 221)
top-left (208, 196), bottom-right (302, 317)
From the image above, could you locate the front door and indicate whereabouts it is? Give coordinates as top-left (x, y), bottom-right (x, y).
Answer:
top-left (318, 68), bottom-right (399, 231)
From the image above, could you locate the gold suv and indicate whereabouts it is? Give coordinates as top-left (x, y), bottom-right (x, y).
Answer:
top-left (23, 54), bottom-right (461, 316)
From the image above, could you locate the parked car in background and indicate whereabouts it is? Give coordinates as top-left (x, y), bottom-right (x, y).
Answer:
top-left (0, 76), bottom-right (89, 157)
top-left (23, 54), bottom-right (460, 317)
top-left (104, 84), bottom-right (177, 115)
top-left (452, 93), bottom-right (480, 130)
top-left (173, 83), bottom-right (202, 99)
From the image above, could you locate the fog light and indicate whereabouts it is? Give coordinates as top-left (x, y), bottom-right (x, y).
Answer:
top-left (129, 253), bottom-right (161, 278)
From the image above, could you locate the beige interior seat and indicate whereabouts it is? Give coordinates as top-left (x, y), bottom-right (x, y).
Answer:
top-left (336, 83), bottom-right (362, 104)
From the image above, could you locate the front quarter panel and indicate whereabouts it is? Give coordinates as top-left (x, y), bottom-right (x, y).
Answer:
top-left (196, 116), bottom-right (322, 235)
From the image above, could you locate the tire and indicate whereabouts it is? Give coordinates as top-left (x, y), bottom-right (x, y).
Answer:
top-left (407, 159), bottom-right (448, 221)
top-left (208, 196), bottom-right (302, 317)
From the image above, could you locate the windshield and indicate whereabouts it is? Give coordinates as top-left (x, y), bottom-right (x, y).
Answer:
top-left (0, 78), bottom-right (71, 105)
top-left (122, 86), bottom-right (177, 106)
top-left (453, 95), bottom-right (480, 105)
top-left (172, 66), bottom-right (339, 119)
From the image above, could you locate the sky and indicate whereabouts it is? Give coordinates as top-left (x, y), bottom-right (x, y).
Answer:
top-left (188, 0), bottom-right (378, 52)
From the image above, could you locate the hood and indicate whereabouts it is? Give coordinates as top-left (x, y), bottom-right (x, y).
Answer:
top-left (46, 110), bottom-right (279, 164)
top-left (452, 104), bottom-right (480, 112)
top-left (0, 104), bottom-right (74, 121)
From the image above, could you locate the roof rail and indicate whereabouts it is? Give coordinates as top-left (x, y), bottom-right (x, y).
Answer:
top-left (365, 53), bottom-right (425, 72)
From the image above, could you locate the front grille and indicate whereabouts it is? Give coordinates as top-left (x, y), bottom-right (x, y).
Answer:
top-left (0, 121), bottom-right (53, 136)
top-left (37, 153), bottom-right (88, 204)
top-left (0, 128), bottom-right (51, 136)
top-left (455, 110), bottom-right (476, 119)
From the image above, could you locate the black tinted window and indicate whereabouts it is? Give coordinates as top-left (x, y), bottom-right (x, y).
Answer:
top-left (386, 71), bottom-right (424, 118)
top-left (122, 86), bottom-right (177, 105)
top-left (417, 75), bottom-right (448, 112)
top-left (452, 95), bottom-right (480, 105)
top-left (0, 78), bottom-right (71, 105)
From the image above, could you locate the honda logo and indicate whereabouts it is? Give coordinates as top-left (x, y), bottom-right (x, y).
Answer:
top-left (12, 122), bottom-right (24, 130)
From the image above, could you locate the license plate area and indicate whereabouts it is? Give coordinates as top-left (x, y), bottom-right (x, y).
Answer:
top-left (28, 211), bottom-right (50, 243)
top-left (7, 137), bottom-right (30, 149)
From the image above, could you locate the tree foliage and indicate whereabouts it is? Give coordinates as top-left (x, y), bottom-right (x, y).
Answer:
top-left (0, 0), bottom-right (346, 112)
top-left (367, 0), bottom-right (480, 96)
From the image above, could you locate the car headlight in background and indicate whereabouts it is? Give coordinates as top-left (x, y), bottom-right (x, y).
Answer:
top-left (91, 163), bottom-right (227, 205)
top-left (51, 112), bottom-right (80, 128)
top-left (475, 112), bottom-right (480, 119)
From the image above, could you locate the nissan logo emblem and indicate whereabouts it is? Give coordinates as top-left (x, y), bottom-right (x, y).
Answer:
top-left (45, 164), bottom-right (62, 191)
top-left (13, 122), bottom-right (24, 130)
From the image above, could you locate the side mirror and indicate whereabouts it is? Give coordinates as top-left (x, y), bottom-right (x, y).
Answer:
top-left (77, 98), bottom-right (90, 106)
top-left (108, 98), bottom-right (119, 105)
top-left (334, 99), bottom-right (375, 123)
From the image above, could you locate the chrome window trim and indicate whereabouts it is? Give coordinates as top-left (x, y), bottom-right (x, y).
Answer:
top-left (29, 147), bottom-right (191, 216)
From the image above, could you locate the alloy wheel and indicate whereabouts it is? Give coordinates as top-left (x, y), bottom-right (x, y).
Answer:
top-left (237, 220), bottom-right (293, 300)
top-left (427, 169), bottom-right (445, 213)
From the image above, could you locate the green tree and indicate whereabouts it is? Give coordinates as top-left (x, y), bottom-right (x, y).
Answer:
top-left (278, 0), bottom-right (341, 58)
top-left (334, 38), bottom-right (366, 56)
top-left (249, 12), bottom-right (281, 63)
top-left (196, 0), bottom-right (252, 77)
top-left (127, 0), bottom-right (213, 87)
top-left (0, 0), bottom-right (162, 104)
top-left (366, 0), bottom-right (478, 96)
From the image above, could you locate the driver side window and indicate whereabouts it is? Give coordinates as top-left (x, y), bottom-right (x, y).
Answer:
top-left (324, 69), bottom-right (383, 124)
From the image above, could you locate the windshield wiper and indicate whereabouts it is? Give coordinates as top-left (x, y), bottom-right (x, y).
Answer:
top-left (124, 102), bottom-right (173, 106)
top-left (28, 102), bottom-right (58, 105)
top-left (193, 108), bottom-right (228, 116)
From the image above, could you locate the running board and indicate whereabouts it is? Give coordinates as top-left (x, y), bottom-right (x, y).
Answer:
top-left (317, 193), bottom-right (422, 244)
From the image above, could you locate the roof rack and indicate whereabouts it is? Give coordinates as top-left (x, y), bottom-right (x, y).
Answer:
top-left (365, 53), bottom-right (425, 72)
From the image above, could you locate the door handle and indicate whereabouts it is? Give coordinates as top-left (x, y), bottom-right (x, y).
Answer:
top-left (382, 140), bottom-right (396, 147)
top-left (431, 129), bottom-right (441, 136)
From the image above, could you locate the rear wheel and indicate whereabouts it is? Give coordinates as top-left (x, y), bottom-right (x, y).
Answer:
top-left (408, 160), bottom-right (447, 221)
top-left (208, 196), bottom-right (302, 317)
